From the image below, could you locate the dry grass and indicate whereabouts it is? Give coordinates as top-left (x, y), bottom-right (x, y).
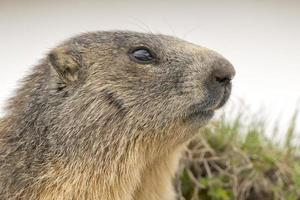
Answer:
top-left (176, 111), bottom-right (300, 200)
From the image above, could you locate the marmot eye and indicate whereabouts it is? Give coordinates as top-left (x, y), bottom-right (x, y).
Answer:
top-left (130, 47), bottom-right (155, 63)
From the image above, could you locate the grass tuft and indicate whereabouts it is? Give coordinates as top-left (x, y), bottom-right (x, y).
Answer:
top-left (176, 111), bottom-right (300, 200)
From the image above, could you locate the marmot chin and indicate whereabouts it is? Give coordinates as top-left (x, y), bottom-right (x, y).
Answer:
top-left (0, 31), bottom-right (235, 200)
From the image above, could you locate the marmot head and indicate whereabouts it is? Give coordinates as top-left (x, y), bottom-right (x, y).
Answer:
top-left (47, 31), bottom-right (235, 145)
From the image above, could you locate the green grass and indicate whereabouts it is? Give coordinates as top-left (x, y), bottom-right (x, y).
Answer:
top-left (176, 111), bottom-right (300, 200)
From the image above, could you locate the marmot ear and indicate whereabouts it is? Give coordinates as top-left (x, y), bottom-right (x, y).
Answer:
top-left (49, 47), bottom-right (82, 83)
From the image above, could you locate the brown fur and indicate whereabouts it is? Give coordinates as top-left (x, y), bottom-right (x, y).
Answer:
top-left (0, 31), bottom-right (235, 199)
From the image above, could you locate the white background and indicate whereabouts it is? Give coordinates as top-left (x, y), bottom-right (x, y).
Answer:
top-left (0, 0), bottom-right (299, 138)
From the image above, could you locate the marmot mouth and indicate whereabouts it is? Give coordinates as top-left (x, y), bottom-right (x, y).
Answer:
top-left (184, 88), bottom-right (230, 122)
top-left (215, 87), bottom-right (231, 110)
top-left (183, 104), bottom-right (215, 122)
top-left (186, 110), bottom-right (215, 121)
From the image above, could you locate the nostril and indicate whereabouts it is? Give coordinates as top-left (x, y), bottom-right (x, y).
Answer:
top-left (206, 54), bottom-right (235, 87)
top-left (215, 75), bottom-right (231, 85)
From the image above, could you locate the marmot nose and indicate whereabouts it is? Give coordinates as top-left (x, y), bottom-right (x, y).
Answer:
top-left (211, 58), bottom-right (235, 87)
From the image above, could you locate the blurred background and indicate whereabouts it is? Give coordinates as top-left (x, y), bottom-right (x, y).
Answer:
top-left (0, 0), bottom-right (299, 137)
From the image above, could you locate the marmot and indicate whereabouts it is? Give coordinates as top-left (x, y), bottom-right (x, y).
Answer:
top-left (0, 31), bottom-right (235, 200)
